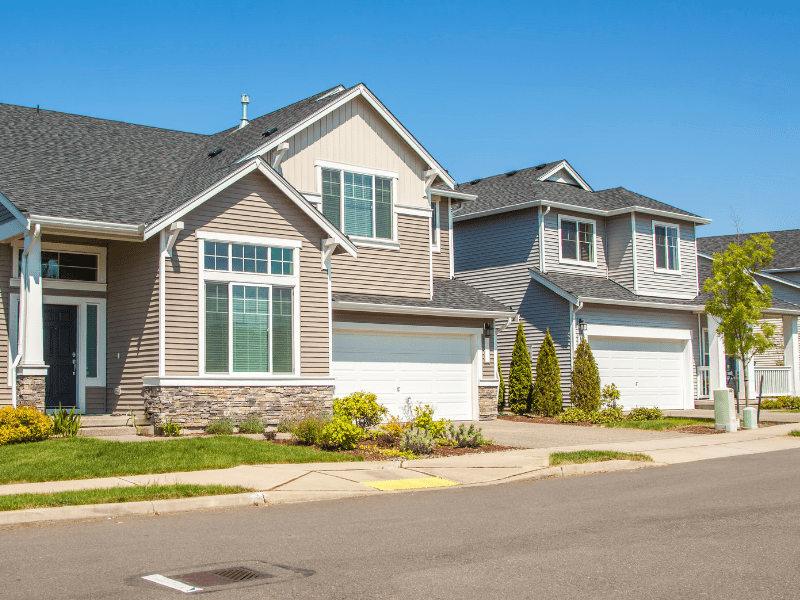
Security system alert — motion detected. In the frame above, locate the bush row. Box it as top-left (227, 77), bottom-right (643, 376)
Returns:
top-left (759, 396), bottom-right (800, 410)
top-left (559, 405), bottom-right (663, 425)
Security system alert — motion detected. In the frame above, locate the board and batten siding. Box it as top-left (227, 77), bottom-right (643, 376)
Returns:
top-left (431, 199), bottom-right (451, 279)
top-left (543, 209), bottom-right (608, 278)
top-left (605, 215), bottom-right (635, 291)
top-left (457, 263), bottom-right (572, 400)
top-left (276, 96), bottom-right (429, 209)
top-left (164, 172), bottom-right (330, 377)
top-left (453, 208), bottom-right (539, 273)
top-left (331, 213), bottom-right (430, 299)
top-left (0, 244), bottom-right (12, 405)
top-left (106, 238), bottom-right (160, 413)
top-left (634, 215), bottom-right (698, 298)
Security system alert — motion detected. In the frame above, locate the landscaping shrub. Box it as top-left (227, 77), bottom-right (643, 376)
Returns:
top-left (400, 427), bottom-right (436, 454)
top-left (445, 423), bottom-right (488, 448)
top-left (590, 407), bottom-right (625, 424)
top-left (601, 384), bottom-right (621, 409)
top-left (238, 414), bottom-right (265, 434)
top-left (497, 355), bottom-right (505, 411)
top-left (508, 323), bottom-right (532, 414)
top-left (559, 407), bottom-right (588, 423)
top-left (531, 329), bottom-right (562, 416)
top-left (333, 391), bottom-right (388, 430)
top-left (205, 418), bottom-right (234, 436)
top-left (321, 417), bottom-right (363, 450)
top-left (0, 406), bottom-right (53, 446)
top-left (52, 405), bottom-right (82, 437)
top-left (161, 419), bottom-right (181, 437)
top-left (627, 407), bottom-right (664, 421)
top-left (571, 338), bottom-right (601, 412)
top-left (760, 396), bottom-right (800, 410)
top-left (410, 404), bottom-right (449, 439)
top-left (379, 415), bottom-right (405, 438)
top-left (287, 415), bottom-right (330, 445)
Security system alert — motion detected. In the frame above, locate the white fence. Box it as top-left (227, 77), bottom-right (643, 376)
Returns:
top-left (754, 367), bottom-right (792, 396)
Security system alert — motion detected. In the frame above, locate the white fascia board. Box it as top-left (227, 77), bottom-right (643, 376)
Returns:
top-left (395, 204), bottom-right (432, 217)
top-left (332, 300), bottom-right (516, 319)
top-left (605, 205), bottom-right (712, 225)
top-left (528, 269), bottom-right (580, 305)
top-left (430, 189), bottom-right (478, 202)
top-left (754, 270), bottom-right (800, 291)
top-left (536, 160), bottom-right (594, 192)
top-left (0, 191), bottom-right (31, 226)
top-left (578, 296), bottom-right (704, 312)
top-left (764, 306), bottom-right (800, 315)
top-left (237, 84), bottom-right (456, 189)
top-left (29, 215), bottom-right (142, 236)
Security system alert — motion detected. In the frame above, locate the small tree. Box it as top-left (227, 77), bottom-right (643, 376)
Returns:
top-left (508, 323), bottom-right (532, 414)
top-left (532, 330), bottom-right (562, 416)
top-left (571, 338), bottom-right (601, 412)
top-left (704, 233), bottom-right (775, 409)
top-left (497, 355), bottom-right (505, 412)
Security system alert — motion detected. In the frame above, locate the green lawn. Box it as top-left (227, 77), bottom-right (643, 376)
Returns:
top-left (603, 417), bottom-right (714, 431)
top-left (0, 436), bottom-right (361, 484)
top-left (550, 450), bottom-right (653, 466)
top-left (0, 483), bottom-right (251, 511)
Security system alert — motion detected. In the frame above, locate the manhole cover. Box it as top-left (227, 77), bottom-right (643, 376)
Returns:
top-left (174, 567), bottom-right (271, 587)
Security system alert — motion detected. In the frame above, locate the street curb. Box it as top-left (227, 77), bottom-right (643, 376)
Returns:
top-left (492, 459), bottom-right (663, 486)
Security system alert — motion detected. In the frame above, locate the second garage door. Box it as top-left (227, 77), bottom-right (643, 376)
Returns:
top-left (590, 336), bottom-right (687, 410)
top-left (331, 328), bottom-right (475, 421)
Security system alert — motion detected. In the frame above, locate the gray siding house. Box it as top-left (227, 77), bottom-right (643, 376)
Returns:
top-left (452, 161), bottom-right (800, 409)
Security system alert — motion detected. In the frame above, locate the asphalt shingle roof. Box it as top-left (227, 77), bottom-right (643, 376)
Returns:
top-left (698, 229), bottom-right (800, 272)
top-left (332, 277), bottom-right (514, 314)
top-left (453, 163), bottom-right (703, 221)
top-left (0, 85), bottom-right (352, 226)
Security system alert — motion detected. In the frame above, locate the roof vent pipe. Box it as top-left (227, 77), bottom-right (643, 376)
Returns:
top-left (239, 94), bottom-right (250, 129)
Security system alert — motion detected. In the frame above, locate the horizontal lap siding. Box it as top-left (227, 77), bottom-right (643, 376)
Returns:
top-left (544, 209), bottom-right (608, 278)
top-left (756, 276), bottom-right (800, 307)
top-left (454, 209), bottom-right (538, 272)
top-left (432, 200), bottom-right (451, 279)
top-left (457, 263), bottom-right (572, 400)
top-left (85, 386), bottom-right (106, 413)
top-left (331, 214), bottom-right (430, 298)
top-left (0, 245), bottom-right (11, 405)
top-left (753, 317), bottom-right (784, 366)
top-left (279, 96), bottom-right (428, 208)
top-left (166, 172), bottom-right (329, 377)
top-left (106, 238), bottom-right (159, 413)
top-left (635, 215), bottom-right (698, 298)
top-left (606, 215), bottom-right (635, 291)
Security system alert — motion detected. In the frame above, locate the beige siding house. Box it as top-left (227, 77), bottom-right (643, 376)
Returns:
top-left (0, 84), bottom-right (514, 427)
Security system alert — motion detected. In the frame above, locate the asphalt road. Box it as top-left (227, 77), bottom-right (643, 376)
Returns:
top-left (3, 450), bottom-right (800, 599)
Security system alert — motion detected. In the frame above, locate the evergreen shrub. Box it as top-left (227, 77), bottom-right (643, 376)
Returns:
top-left (508, 323), bottom-right (532, 414)
top-left (532, 330), bottom-right (562, 416)
top-left (571, 338), bottom-right (601, 412)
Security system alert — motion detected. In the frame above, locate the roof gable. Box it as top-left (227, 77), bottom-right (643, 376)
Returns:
top-left (698, 229), bottom-right (800, 271)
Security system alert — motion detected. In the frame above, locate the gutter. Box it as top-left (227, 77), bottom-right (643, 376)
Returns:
top-left (27, 215), bottom-right (143, 236)
top-left (331, 300), bottom-right (516, 320)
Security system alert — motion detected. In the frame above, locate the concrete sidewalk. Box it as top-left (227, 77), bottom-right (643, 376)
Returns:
top-left (2, 422), bottom-right (800, 526)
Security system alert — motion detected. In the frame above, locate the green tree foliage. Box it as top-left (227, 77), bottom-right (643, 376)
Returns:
top-left (508, 323), bottom-right (532, 414)
top-left (497, 355), bottom-right (505, 411)
top-left (703, 233), bottom-right (775, 403)
top-left (571, 338), bottom-right (601, 412)
top-left (532, 330), bottom-right (562, 416)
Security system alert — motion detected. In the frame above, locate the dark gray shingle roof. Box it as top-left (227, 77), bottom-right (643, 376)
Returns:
top-left (698, 229), bottom-right (800, 272)
top-left (332, 277), bottom-right (514, 314)
top-left (454, 163), bottom-right (703, 221)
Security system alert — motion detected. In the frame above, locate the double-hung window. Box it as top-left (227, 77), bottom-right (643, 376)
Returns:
top-left (201, 238), bottom-right (296, 374)
top-left (430, 199), bottom-right (440, 249)
top-left (321, 167), bottom-right (393, 239)
top-left (653, 222), bottom-right (679, 271)
top-left (559, 216), bottom-right (595, 264)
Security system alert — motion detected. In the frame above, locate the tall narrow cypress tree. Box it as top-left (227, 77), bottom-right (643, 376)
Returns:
top-left (497, 355), bottom-right (505, 412)
top-left (571, 338), bottom-right (601, 411)
top-left (532, 329), bottom-right (562, 416)
top-left (508, 323), bottom-right (532, 414)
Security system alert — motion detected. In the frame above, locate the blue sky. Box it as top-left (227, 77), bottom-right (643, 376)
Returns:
top-left (1, 0), bottom-right (797, 236)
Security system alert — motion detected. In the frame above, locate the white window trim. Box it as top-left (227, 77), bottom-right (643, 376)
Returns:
top-left (315, 161), bottom-right (399, 246)
top-left (557, 214), bottom-right (597, 267)
top-left (430, 199), bottom-right (441, 252)
top-left (197, 236), bottom-right (301, 377)
top-left (9, 294), bottom-right (107, 413)
top-left (11, 241), bottom-right (107, 284)
top-left (196, 230), bottom-right (304, 248)
top-left (652, 220), bottom-right (682, 274)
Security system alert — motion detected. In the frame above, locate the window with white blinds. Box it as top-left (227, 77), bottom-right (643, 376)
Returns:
top-left (321, 167), bottom-right (393, 239)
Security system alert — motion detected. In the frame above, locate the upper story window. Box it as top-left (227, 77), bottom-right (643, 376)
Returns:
top-left (204, 242), bottom-right (293, 276)
top-left (430, 199), bottom-right (440, 249)
top-left (558, 215), bottom-right (595, 265)
top-left (18, 249), bottom-right (98, 282)
top-left (653, 222), bottom-right (679, 272)
top-left (321, 167), bottom-right (393, 240)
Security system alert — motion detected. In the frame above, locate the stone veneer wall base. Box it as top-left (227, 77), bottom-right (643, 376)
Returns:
top-left (478, 386), bottom-right (498, 421)
top-left (17, 376), bottom-right (45, 412)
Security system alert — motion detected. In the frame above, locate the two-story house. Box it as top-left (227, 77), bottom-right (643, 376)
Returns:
top-left (452, 162), bottom-right (800, 409)
top-left (0, 83), bottom-right (514, 427)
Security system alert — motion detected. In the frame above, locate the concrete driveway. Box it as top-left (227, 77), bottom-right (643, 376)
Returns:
top-left (463, 418), bottom-right (684, 448)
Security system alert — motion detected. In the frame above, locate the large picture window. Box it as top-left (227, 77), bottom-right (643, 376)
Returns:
top-left (559, 216), bottom-right (595, 264)
top-left (204, 242), bottom-right (292, 276)
top-left (18, 250), bottom-right (98, 282)
top-left (321, 167), bottom-right (393, 239)
top-left (654, 223), bottom-right (679, 271)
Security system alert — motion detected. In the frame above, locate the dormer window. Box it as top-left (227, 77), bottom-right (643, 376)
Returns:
top-left (558, 215), bottom-right (595, 265)
top-left (321, 167), bottom-right (393, 240)
top-left (653, 222), bottom-right (680, 272)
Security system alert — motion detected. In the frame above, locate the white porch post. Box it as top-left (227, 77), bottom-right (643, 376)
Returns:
top-left (18, 231), bottom-right (48, 375)
top-left (745, 358), bottom-right (756, 402)
top-left (784, 316), bottom-right (800, 395)
top-left (707, 315), bottom-right (726, 393)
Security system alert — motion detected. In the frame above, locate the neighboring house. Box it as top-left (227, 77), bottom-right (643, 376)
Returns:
top-left (0, 84), bottom-right (514, 425)
top-left (698, 230), bottom-right (800, 398)
top-left (451, 161), bottom-right (800, 409)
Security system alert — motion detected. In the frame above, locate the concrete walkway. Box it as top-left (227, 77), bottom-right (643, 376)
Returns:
top-left (2, 420), bottom-right (800, 527)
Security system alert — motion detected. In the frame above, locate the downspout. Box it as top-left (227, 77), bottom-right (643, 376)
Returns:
top-left (539, 206), bottom-right (550, 273)
top-left (12, 222), bottom-right (41, 407)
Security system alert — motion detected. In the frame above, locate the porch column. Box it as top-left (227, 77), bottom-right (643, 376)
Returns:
top-left (784, 316), bottom-right (800, 395)
top-left (17, 230), bottom-right (48, 410)
top-left (745, 358), bottom-right (756, 402)
top-left (708, 315), bottom-right (726, 393)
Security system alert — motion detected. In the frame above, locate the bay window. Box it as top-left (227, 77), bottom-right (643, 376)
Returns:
top-left (653, 222), bottom-right (679, 271)
top-left (321, 167), bottom-right (393, 239)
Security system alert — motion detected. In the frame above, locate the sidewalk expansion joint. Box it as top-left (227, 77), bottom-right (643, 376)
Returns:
top-left (267, 471), bottom-right (312, 491)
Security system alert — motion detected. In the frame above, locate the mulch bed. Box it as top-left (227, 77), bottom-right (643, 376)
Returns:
top-left (498, 414), bottom-right (594, 427)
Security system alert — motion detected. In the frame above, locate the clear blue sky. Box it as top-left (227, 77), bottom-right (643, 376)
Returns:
top-left (2, 0), bottom-right (797, 236)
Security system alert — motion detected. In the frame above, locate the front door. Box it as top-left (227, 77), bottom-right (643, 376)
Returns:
top-left (44, 304), bottom-right (77, 410)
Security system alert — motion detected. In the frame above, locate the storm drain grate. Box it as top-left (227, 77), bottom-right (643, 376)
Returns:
top-left (174, 567), bottom-right (271, 587)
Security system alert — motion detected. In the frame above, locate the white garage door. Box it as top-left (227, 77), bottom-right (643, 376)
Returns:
top-left (332, 329), bottom-right (475, 421)
top-left (590, 337), bottom-right (686, 409)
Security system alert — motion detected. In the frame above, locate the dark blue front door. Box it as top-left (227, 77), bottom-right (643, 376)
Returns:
top-left (44, 305), bottom-right (77, 410)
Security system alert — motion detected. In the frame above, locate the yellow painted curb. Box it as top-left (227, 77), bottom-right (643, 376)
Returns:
top-left (363, 477), bottom-right (459, 491)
